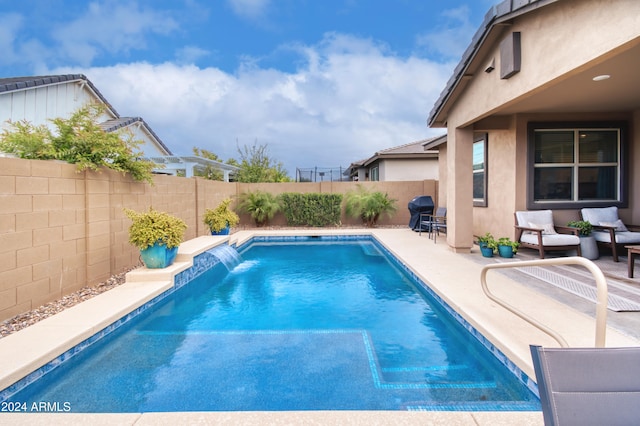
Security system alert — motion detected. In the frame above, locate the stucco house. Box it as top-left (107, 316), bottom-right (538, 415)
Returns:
top-left (347, 135), bottom-right (443, 181)
top-left (428, 0), bottom-right (640, 253)
top-left (0, 74), bottom-right (239, 181)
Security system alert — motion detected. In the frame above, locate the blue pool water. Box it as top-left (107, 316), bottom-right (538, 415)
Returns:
top-left (4, 237), bottom-right (539, 412)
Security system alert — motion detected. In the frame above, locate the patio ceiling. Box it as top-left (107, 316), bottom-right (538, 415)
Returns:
top-left (489, 40), bottom-right (640, 116)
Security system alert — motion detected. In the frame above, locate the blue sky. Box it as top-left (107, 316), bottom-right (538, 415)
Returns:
top-left (1, 0), bottom-right (495, 176)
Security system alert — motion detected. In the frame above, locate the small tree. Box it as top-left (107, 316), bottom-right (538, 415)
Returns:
top-left (236, 141), bottom-right (291, 183)
top-left (0, 104), bottom-right (155, 183)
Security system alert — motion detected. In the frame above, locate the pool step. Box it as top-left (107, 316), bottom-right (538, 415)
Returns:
top-left (379, 364), bottom-right (497, 389)
top-left (360, 243), bottom-right (383, 257)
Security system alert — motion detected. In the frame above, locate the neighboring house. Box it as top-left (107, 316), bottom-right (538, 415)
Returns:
top-left (347, 136), bottom-right (442, 181)
top-left (0, 74), bottom-right (172, 157)
top-left (0, 74), bottom-right (239, 181)
top-left (427, 0), bottom-right (640, 252)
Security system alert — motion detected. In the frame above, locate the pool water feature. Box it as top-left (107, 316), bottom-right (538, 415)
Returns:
top-left (3, 237), bottom-right (540, 412)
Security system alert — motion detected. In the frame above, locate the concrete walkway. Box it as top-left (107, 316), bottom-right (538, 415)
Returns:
top-left (1, 228), bottom-right (639, 425)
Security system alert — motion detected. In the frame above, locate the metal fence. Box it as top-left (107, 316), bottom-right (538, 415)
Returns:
top-left (295, 167), bottom-right (349, 182)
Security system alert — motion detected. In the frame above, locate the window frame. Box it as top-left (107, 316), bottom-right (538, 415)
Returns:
top-left (369, 165), bottom-right (379, 181)
top-left (473, 133), bottom-right (488, 207)
top-left (526, 121), bottom-right (628, 210)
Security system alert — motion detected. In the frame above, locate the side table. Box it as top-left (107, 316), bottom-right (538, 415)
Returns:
top-left (625, 245), bottom-right (640, 278)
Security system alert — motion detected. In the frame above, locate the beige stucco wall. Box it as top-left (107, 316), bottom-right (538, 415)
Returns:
top-left (0, 157), bottom-right (437, 322)
top-left (438, 0), bottom-right (640, 249)
top-left (379, 158), bottom-right (439, 181)
top-left (451, 0), bottom-right (640, 128)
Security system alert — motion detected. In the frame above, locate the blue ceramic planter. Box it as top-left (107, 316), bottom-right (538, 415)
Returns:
top-left (480, 245), bottom-right (494, 258)
top-left (498, 245), bottom-right (514, 258)
top-left (140, 242), bottom-right (178, 269)
top-left (211, 225), bottom-right (230, 235)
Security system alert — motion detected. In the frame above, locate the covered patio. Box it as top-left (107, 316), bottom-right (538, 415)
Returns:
top-left (426, 0), bottom-right (640, 253)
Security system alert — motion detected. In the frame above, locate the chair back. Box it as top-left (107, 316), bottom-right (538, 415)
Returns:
top-left (530, 345), bottom-right (640, 426)
top-left (515, 210), bottom-right (553, 227)
top-left (434, 207), bottom-right (446, 217)
top-left (581, 206), bottom-right (619, 225)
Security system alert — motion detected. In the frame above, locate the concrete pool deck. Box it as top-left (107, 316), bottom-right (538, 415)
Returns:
top-left (1, 228), bottom-right (639, 425)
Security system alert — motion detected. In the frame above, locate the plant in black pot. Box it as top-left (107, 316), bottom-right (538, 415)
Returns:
top-left (477, 233), bottom-right (497, 257)
top-left (124, 208), bottom-right (187, 269)
top-left (204, 198), bottom-right (240, 235)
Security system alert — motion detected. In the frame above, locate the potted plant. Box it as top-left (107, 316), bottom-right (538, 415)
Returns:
top-left (204, 198), bottom-right (240, 235)
top-left (237, 190), bottom-right (281, 227)
top-left (568, 220), bottom-right (598, 260)
top-left (497, 237), bottom-right (519, 258)
top-left (344, 186), bottom-right (397, 227)
top-left (124, 208), bottom-right (187, 269)
top-left (477, 232), bottom-right (497, 257)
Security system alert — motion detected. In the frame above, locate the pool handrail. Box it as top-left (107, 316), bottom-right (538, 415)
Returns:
top-left (480, 256), bottom-right (608, 348)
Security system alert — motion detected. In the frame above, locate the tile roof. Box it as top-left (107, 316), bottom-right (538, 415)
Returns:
top-left (428, 0), bottom-right (551, 126)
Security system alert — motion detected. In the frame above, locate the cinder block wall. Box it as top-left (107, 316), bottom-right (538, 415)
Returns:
top-left (0, 157), bottom-right (437, 322)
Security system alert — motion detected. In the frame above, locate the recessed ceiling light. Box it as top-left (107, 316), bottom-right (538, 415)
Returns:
top-left (592, 74), bottom-right (611, 81)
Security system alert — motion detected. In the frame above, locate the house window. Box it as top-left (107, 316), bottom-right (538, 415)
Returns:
top-left (369, 166), bottom-right (379, 181)
top-left (528, 122), bottom-right (627, 209)
top-left (473, 133), bottom-right (488, 207)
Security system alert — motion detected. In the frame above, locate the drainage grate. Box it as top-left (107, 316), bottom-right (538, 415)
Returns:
top-left (516, 265), bottom-right (640, 312)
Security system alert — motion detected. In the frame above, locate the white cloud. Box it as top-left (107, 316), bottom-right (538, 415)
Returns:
top-left (0, 13), bottom-right (22, 66)
top-left (51, 1), bottom-right (179, 66)
top-left (54, 33), bottom-right (450, 175)
top-left (175, 46), bottom-right (211, 65)
top-left (415, 5), bottom-right (476, 60)
top-left (226, 0), bottom-right (270, 21)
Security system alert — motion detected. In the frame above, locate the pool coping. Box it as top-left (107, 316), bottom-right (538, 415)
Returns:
top-left (1, 228), bottom-right (639, 424)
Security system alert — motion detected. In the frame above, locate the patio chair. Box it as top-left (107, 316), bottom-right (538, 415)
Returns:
top-left (419, 207), bottom-right (446, 242)
top-left (581, 206), bottom-right (640, 262)
top-left (530, 345), bottom-right (640, 426)
top-left (514, 210), bottom-right (581, 258)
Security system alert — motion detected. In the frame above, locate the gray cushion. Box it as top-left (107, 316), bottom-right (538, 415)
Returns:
top-left (520, 233), bottom-right (579, 246)
top-left (592, 230), bottom-right (640, 244)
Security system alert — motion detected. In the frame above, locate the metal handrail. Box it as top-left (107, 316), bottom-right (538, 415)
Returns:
top-left (480, 256), bottom-right (608, 348)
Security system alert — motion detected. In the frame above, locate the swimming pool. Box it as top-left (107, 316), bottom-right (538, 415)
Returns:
top-left (2, 236), bottom-right (539, 412)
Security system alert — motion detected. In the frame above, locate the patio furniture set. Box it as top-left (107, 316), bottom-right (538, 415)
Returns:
top-left (514, 206), bottom-right (640, 277)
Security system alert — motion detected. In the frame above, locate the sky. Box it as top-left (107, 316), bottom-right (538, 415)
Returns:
top-left (0, 0), bottom-right (496, 177)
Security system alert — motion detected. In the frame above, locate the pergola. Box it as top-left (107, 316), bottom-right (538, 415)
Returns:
top-left (144, 156), bottom-right (240, 182)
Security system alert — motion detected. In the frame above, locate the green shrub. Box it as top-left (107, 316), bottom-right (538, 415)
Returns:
top-left (124, 208), bottom-right (187, 250)
top-left (280, 193), bottom-right (342, 227)
top-left (0, 105), bottom-right (155, 183)
top-left (203, 198), bottom-right (240, 232)
top-left (344, 185), bottom-right (397, 227)
top-left (237, 190), bottom-right (281, 226)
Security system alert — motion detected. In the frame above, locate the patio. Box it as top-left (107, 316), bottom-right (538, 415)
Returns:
top-left (1, 228), bottom-right (639, 425)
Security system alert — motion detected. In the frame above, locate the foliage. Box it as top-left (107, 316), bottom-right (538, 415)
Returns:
top-left (124, 208), bottom-right (187, 250)
top-left (0, 105), bottom-right (156, 183)
top-left (237, 190), bottom-right (281, 226)
top-left (280, 193), bottom-right (343, 227)
top-left (203, 198), bottom-right (240, 232)
top-left (235, 141), bottom-right (291, 183)
top-left (344, 185), bottom-right (397, 227)
top-left (477, 232), bottom-right (498, 250)
top-left (568, 220), bottom-right (593, 236)
top-left (497, 237), bottom-right (519, 252)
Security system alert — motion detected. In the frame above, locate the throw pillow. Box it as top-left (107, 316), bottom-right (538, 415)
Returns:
top-left (529, 222), bottom-right (557, 235)
top-left (599, 220), bottom-right (628, 232)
